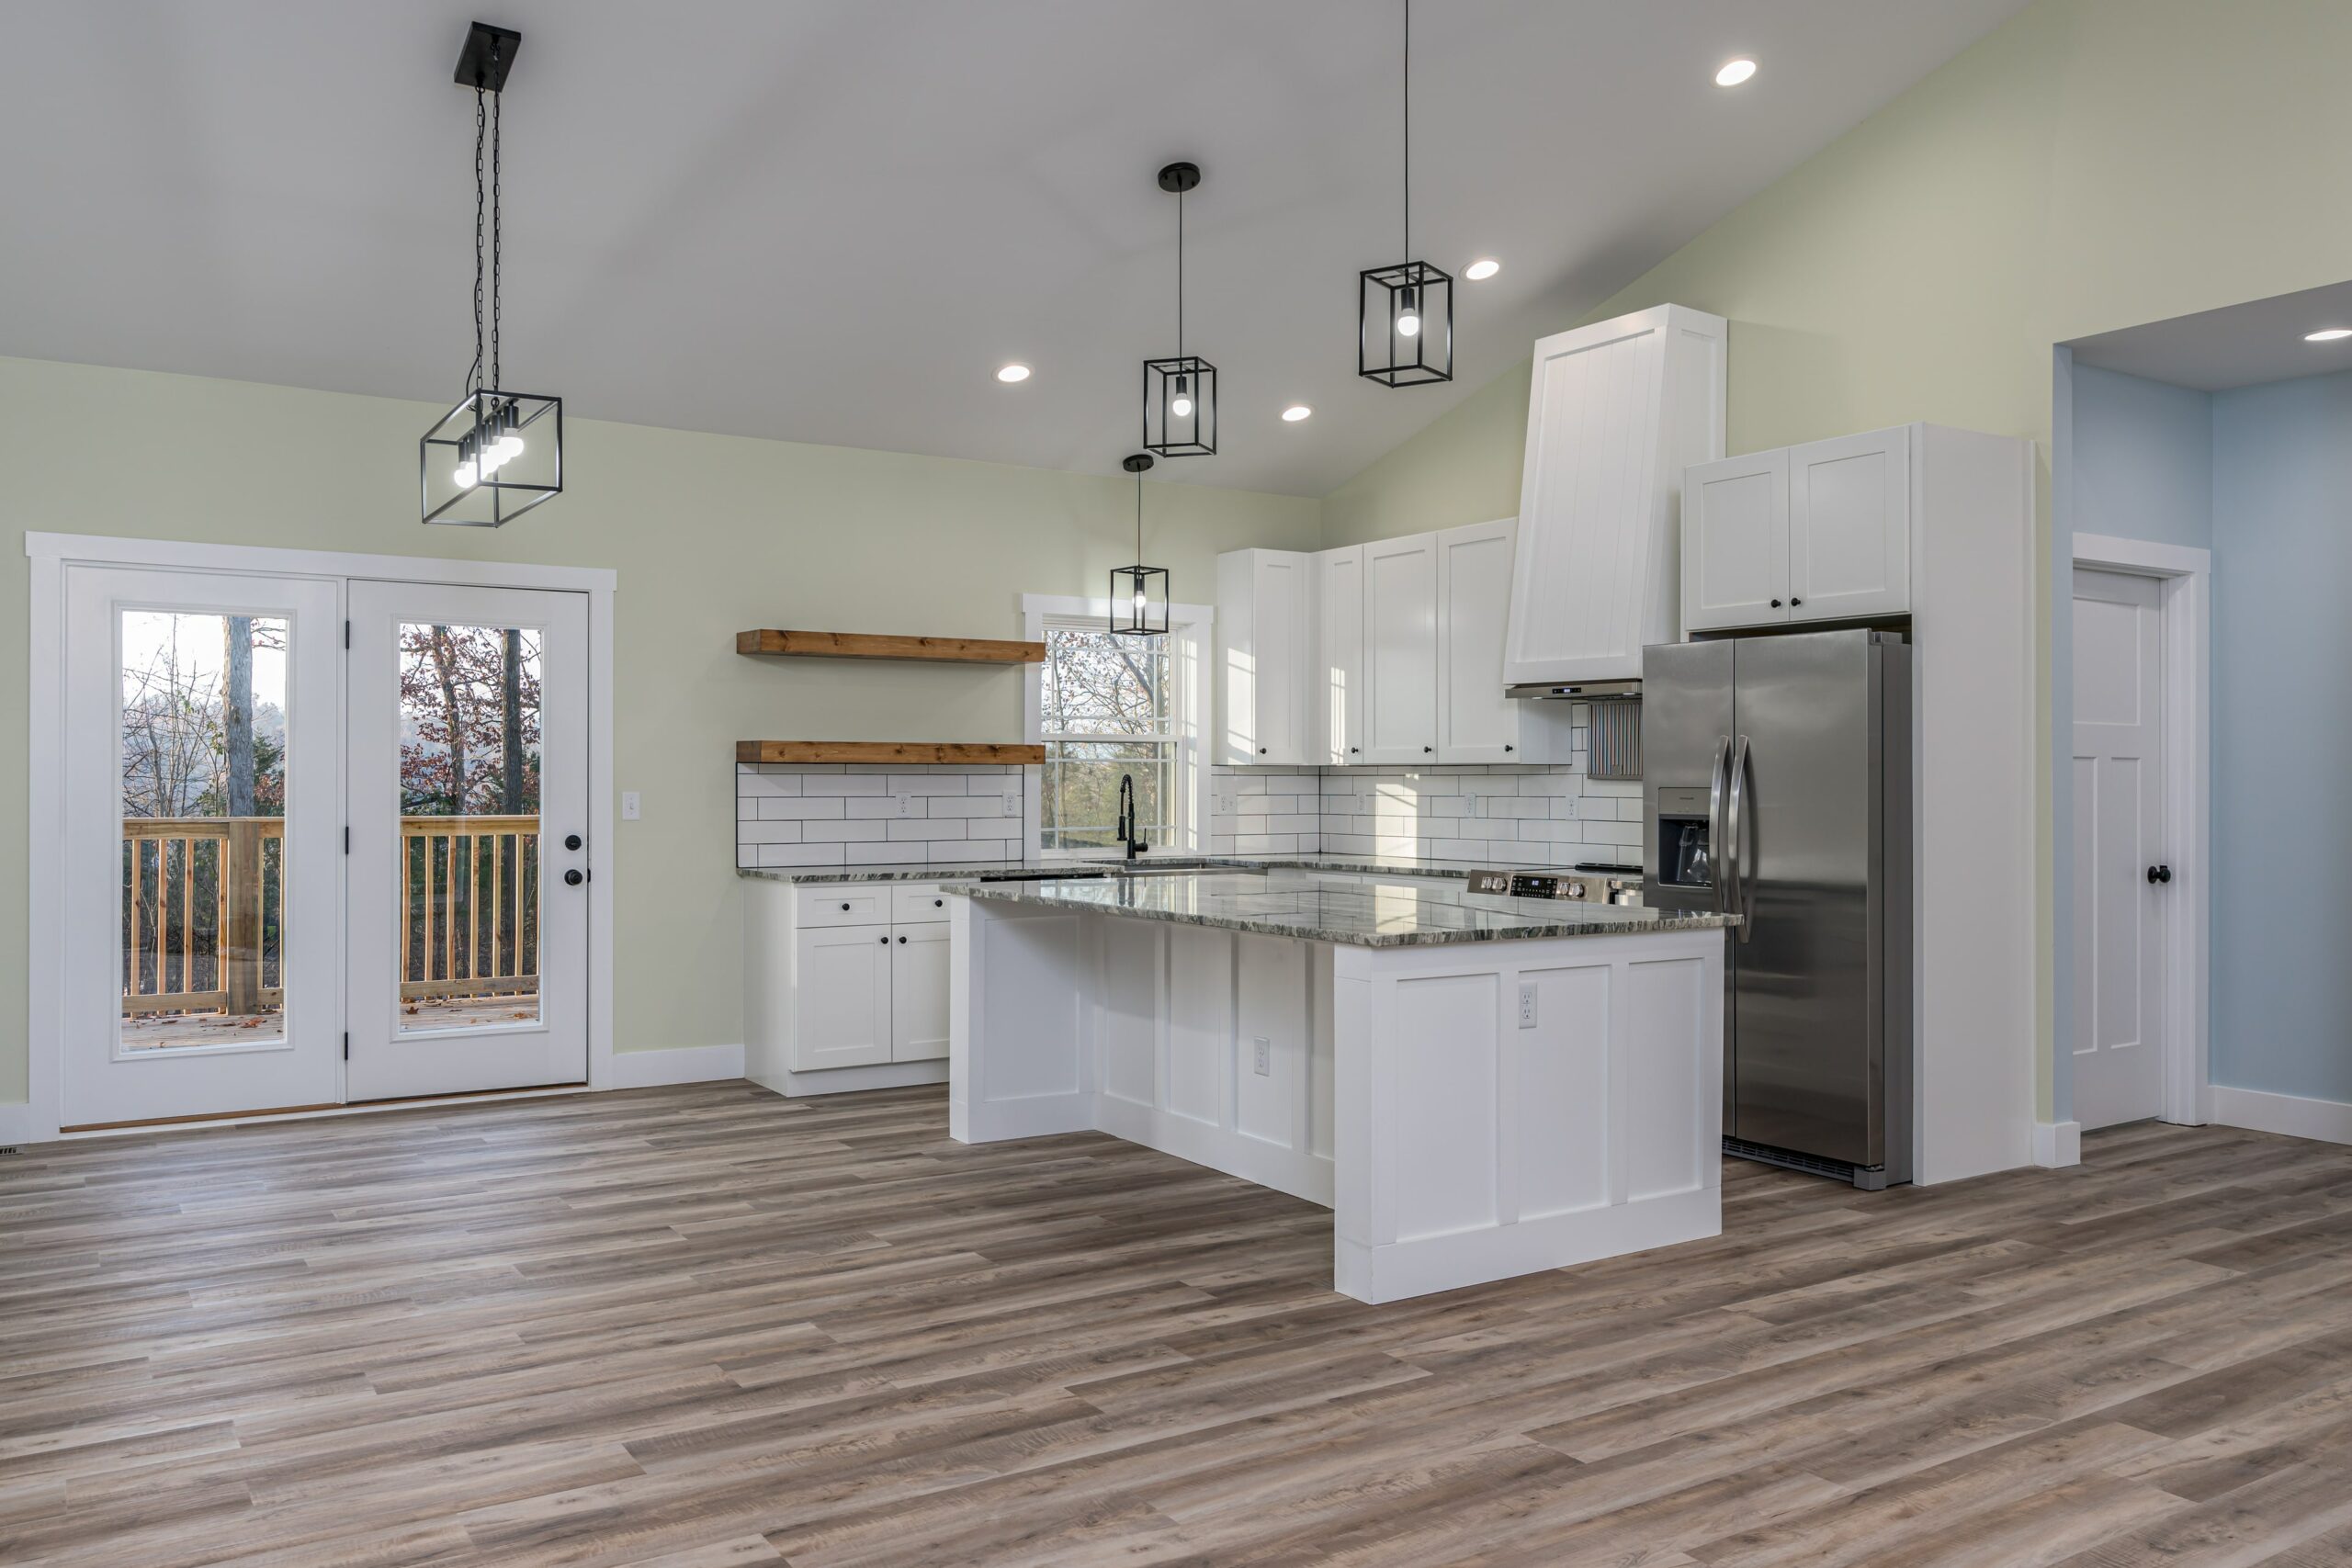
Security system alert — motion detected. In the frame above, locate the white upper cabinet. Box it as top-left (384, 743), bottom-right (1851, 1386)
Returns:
top-left (1681, 425), bottom-right (1915, 633)
top-left (1436, 520), bottom-right (1527, 763)
top-left (1789, 427), bottom-right (1910, 623)
top-left (1505, 303), bottom-right (1726, 686)
top-left (1216, 548), bottom-right (1311, 766)
top-left (1360, 532), bottom-right (1439, 763)
top-left (1316, 545), bottom-right (1365, 765)
top-left (1683, 449), bottom-right (1791, 632)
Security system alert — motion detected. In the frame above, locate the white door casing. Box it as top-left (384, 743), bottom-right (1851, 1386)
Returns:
top-left (345, 581), bottom-right (591, 1100)
top-left (62, 567), bottom-right (345, 1128)
top-left (2071, 566), bottom-right (2165, 1130)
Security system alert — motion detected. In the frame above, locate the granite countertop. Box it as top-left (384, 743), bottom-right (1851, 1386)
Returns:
top-left (943, 866), bottom-right (1736, 948)
top-left (737, 853), bottom-right (1646, 887)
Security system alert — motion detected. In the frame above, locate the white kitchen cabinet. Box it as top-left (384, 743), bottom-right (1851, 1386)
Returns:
top-left (1316, 545), bottom-right (1365, 765)
top-left (1789, 427), bottom-right (1910, 623)
top-left (1683, 450), bottom-right (1790, 631)
top-left (1436, 520), bottom-right (1532, 762)
top-left (1504, 303), bottom-right (1726, 686)
top-left (1681, 425), bottom-right (1914, 633)
top-left (889, 922), bottom-right (951, 1062)
top-left (745, 878), bottom-right (957, 1090)
top-left (1360, 532), bottom-right (1438, 763)
top-left (1216, 548), bottom-right (1312, 766)
top-left (792, 923), bottom-right (895, 1071)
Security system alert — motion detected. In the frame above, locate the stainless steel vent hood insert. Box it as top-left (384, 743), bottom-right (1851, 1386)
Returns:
top-left (1505, 679), bottom-right (1642, 703)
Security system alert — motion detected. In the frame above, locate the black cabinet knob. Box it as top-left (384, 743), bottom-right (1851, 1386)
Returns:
top-left (1422, 746), bottom-right (1433, 754)
top-left (1349, 746), bottom-right (1361, 754)
top-left (897, 934), bottom-right (908, 944)
top-left (1504, 744), bottom-right (1515, 753)
top-left (841, 902), bottom-right (851, 911)
top-left (2147, 864), bottom-right (2173, 885)
top-left (562, 868), bottom-right (583, 886)
top-left (1791, 596), bottom-right (1804, 607)
top-left (933, 898), bottom-right (944, 908)
top-left (1258, 747), bottom-right (1268, 755)
top-left (564, 833), bottom-right (582, 852)
top-left (1770, 598), bottom-right (1782, 608)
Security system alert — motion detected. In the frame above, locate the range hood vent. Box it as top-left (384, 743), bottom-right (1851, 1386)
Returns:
top-left (1505, 679), bottom-right (1642, 703)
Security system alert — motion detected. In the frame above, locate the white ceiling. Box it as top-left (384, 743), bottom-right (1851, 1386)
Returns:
top-left (0, 1), bottom-right (2030, 496)
top-left (2066, 279), bottom-right (2352, 392)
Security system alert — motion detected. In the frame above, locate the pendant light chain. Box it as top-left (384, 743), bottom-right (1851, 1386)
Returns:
top-left (1176, 188), bottom-right (1185, 359)
top-left (1136, 464), bottom-right (1146, 563)
top-left (469, 74), bottom-right (485, 399)
top-left (1401, 0), bottom-right (1410, 263)
top-left (491, 39), bottom-right (503, 394)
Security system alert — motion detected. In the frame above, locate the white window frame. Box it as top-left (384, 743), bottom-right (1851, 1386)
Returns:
top-left (1019, 595), bottom-right (1212, 861)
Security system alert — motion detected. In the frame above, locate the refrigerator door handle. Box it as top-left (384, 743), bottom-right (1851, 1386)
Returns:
top-left (1727, 734), bottom-right (1755, 942)
top-left (1707, 736), bottom-right (1732, 915)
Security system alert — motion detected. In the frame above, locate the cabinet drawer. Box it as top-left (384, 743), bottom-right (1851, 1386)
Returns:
top-left (892, 884), bottom-right (953, 923)
top-left (796, 885), bottom-right (889, 928)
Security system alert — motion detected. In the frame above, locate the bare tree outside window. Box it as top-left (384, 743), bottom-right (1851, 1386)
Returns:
top-left (1039, 624), bottom-right (1175, 852)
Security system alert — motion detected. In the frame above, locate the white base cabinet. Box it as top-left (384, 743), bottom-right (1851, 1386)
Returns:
top-left (1684, 424), bottom-right (1914, 632)
top-left (746, 879), bottom-right (954, 1095)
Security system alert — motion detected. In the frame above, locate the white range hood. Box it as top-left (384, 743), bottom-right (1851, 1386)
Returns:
top-left (1501, 303), bottom-right (1726, 693)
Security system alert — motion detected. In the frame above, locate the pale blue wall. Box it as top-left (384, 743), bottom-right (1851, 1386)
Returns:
top-left (2210, 370), bottom-right (2352, 1104)
top-left (2050, 355), bottom-right (2213, 1124)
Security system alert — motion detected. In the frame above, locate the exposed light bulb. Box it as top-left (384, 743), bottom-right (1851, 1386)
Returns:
top-left (1396, 287), bottom-right (1421, 338)
top-left (494, 433), bottom-right (525, 464)
top-left (454, 460), bottom-right (478, 489)
top-left (1133, 586), bottom-right (1148, 615)
top-left (1170, 374), bottom-right (1193, 420)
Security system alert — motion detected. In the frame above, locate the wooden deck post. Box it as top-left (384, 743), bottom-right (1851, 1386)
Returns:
top-left (224, 818), bottom-right (265, 1017)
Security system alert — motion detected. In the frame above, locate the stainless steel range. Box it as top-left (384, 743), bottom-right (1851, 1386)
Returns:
top-left (1466, 863), bottom-right (1644, 906)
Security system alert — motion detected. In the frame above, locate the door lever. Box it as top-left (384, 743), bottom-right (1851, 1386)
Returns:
top-left (2146, 864), bottom-right (2172, 885)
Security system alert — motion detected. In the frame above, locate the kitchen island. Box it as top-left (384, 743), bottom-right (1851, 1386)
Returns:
top-left (946, 866), bottom-right (1737, 1303)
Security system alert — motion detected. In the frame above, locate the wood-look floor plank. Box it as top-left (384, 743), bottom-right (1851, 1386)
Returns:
top-left (5, 1084), bottom-right (2352, 1565)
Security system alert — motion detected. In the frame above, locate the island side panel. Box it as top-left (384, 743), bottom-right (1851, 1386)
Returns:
top-left (1331, 929), bottom-right (1725, 1304)
top-left (950, 895), bottom-right (1096, 1143)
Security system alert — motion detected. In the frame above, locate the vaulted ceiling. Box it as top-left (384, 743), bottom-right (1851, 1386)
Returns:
top-left (0, 0), bottom-right (2030, 495)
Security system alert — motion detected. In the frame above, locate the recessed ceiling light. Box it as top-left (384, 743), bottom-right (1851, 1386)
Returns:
top-left (1714, 58), bottom-right (1757, 87)
top-left (2306, 329), bottom-right (2352, 343)
top-left (1464, 257), bottom-right (1501, 281)
top-left (996, 363), bottom-right (1032, 382)
top-left (1282, 404), bottom-right (1313, 423)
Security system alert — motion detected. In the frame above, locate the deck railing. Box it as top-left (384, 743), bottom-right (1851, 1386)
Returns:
top-left (120, 814), bottom-right (541, 1016)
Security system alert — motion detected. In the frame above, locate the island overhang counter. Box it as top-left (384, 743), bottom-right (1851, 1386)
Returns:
top-left (944, 868), bottom-right (1738, 1303)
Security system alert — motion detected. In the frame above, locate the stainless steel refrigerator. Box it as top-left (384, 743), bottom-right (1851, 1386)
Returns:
top-left (1642, 628), bottom-right (1914, 1189)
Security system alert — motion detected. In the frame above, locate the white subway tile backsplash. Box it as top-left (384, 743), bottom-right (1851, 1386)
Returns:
top-left (737, 762), bottom-right (1029, 870)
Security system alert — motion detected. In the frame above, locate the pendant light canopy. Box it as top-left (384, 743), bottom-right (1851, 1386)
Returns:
top-left (1143, 162), bottom-right (1216, 457)
top-left (1359, 0), bottom-right (1452, 387)
top-left (421, 20), bottom-right (562, 527)
top-left (1110, 453), bottom-right (1170, 637)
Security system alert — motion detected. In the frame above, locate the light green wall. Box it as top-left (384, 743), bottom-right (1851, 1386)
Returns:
top-left (0, 356), bottom-right (1319, 1105)
top-left (1319, 0), bottom-right (2352, 1122)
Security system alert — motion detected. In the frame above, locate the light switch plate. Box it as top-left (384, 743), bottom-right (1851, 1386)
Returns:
top-left (621, 791), bottom-right (641, 820)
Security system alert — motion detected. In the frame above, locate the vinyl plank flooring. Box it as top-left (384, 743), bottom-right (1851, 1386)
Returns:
top-left (4, 1085), bottom-right (2351, 1565)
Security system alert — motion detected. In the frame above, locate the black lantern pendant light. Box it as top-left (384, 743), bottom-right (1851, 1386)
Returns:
top-left (1110, 453), bottom-right (1170, 637)
top-left (1143, 163), bottom-right (1216, 457)
top-left (1360, 0), bottom-right (1452, 387)
top-left (420, 21), bottom-right (562, 527)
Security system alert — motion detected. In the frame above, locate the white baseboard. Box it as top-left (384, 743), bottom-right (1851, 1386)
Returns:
top-left (0, 1102), bottom-right (40, 1148)
top-left (604, 1043), bottom-right (746, 1090)
top-left (2032, 1120), bottom-right (2082, 1168)
top-left (2211, 1085), bottom-right (2352, 1146)
top-left (758, 1059), bottom-right (948, 1099)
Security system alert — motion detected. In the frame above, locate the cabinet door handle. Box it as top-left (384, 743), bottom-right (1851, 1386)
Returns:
top-left (1504, 744), bottom-right (1514, 753)
top-left (878, 934), bottom-right (889, 944)
top-left (1258, 747), bottom-right (1268, 755)
top-left (841, 902), bottom-right (851, 911)
top-left (933, 898), bottom-right (944, 908)
top-left (1791, 596), bottom-right (1803, 607)
top-left (2147, 864), bottom-right (2172, 885)
top-left (897, 934), bottom-right (908, 943)
top-left (1349, 746), bottom-right (1361, 754)
top-left (1422, 746), bottom-right (1433, 754)
top-left (1770, 598), bottom-right (1782, 608)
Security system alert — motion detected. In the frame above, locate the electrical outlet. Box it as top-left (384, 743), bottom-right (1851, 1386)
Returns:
top-left (1002, 787), bottom-right (1021, 817)
top-left (1464, 790), bottom-right (1480, 818)
top-left (1518, 982), bottom-right (1537, 1029)
top-left (895, 793), bottom-right (914, 818)
top-left (621, 790), bottom-right (640, 821)
top-left (1252, 1037), bottom-right (1271, 1077)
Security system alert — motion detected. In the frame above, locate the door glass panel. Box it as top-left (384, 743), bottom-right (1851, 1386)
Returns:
top-left (119, 610), bottom-right (290, 1050)
top-left (398, 623), bottom-right (541, 1034)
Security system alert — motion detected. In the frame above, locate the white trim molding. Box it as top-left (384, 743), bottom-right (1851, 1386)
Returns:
top-left (22, 532), bottom-right (620, 1144)
top-left (2032, 1121), bottom-right (2082, 1168)
top-left (2070, 532), bottom-right (2211, 1130)
top-left (604, 1043), bottom-right (748, 1090)
top-left (2211, 1086), bottom-right (2352, 1147)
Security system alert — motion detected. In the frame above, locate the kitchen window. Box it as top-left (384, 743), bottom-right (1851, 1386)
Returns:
top-left (1021, 596), bottom-right (1209, 858)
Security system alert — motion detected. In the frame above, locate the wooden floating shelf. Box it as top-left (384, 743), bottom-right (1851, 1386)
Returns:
top-left (736, 629), bottom-right (1045, 665)
top-left (736, 741), bottom-right (1046, 766)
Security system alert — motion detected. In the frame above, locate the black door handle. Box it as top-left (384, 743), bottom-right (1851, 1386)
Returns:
top-left (2147, 864), bottom-right (2172, 885)
top-left (564, 833), bottom-right (582, 852)
top-left (563, 868), bottom-right (584, 886)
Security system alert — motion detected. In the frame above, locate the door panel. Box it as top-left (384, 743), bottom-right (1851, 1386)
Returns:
top-left (1730, 632), bottom-right (1878, 1164)
top-left (1361, 533), bottom-right (1437, 763)
top-left (63, 568), bottom-right (344, 1127)
top-left (797, 925), bottom-right (893, 1069)
top-left (2071, 568), bottom-right (2165, 1129)
top-left (890, 923), bottom-right (951, 1062)
top-left (1789, 429), bottom-right (1909, 621)
top-left (1435, 521), bottom-right (1521, 762)
top-left (346, 581), bottom-right (589, 1100)
top-left (1683, 451), bottom-right (1789, 631)
top-left (1317, 547), bottom-right (1364, 764)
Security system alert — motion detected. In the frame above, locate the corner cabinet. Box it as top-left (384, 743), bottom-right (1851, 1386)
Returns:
top-left (745, 879), bottom-right (956, 1092)
top-left (1504, 303), bottom-right (1727, 686)
top-left (1683, 425), bottom-right (1913, 633)
top-left (1220, 521), bottom-right (1574, 770)
top-left (1216, 548), bottom-right (1313, 766)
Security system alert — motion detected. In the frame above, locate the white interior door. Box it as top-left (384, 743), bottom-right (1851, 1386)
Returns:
top-left (345, 581), bottom-right (589, 1100)
top-left (62, 567), bottom-right (344, 1128)
top-left (2072, 567), bottom-right (2165, 1130)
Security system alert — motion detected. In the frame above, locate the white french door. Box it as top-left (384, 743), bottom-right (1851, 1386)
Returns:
top-left (345, 581), bottom-right (590, 1100)
top-left (2071, 566), bottom-right (2165, 1130)
top-left (62, 567), bottom-right (345, 1128)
